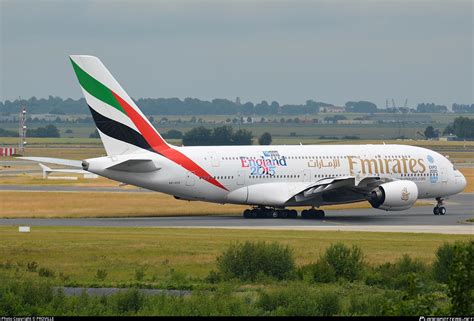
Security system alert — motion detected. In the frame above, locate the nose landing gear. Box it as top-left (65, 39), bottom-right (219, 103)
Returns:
top-left (433, 197), bottom-right (446, 215)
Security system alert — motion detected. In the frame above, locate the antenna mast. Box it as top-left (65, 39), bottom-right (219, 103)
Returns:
top-left (19, 97), bottom-right (27, 154)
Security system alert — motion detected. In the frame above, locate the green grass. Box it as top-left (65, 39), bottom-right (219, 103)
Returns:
top-left (0, 226), bottom-right (471, 288)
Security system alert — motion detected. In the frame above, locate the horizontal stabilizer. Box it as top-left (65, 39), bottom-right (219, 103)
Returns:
top-left (39, 163), bottom-right (88, 174)
top-left (106, 159), bottom-right (159, 172)
top-left (18, 157), bottom-right (83, 168)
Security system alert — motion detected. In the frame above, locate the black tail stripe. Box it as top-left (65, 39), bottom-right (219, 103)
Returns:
top-left (89, 106), bottom-right (153, 151)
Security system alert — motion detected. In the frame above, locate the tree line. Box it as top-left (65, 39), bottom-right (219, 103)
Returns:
top-left (2, 96), bottom-right (471, 116)
top-left (423, 117), bottom-right (474, 139)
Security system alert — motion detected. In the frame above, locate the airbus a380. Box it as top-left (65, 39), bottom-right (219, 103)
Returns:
top-left (23, 55), bottom-right (467, 219)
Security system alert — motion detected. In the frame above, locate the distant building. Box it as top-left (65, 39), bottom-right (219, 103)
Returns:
top-left (321, 106), bottom-right (345, 113)
top-left (437, 135), bottom-right (458, 142)
top-left (337, 120), bottom-right (375, 125)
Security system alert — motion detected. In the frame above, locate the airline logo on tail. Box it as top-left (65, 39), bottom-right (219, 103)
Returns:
top-left (70, 55), bottom-right (227, 191)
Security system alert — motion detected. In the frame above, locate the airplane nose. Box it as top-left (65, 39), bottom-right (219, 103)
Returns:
top-left (456, 171), bottom-right (467, 192)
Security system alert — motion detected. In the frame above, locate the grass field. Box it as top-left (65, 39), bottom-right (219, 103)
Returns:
top-left (1, 191), bottom-right (433, 218)
top-left (0, 226), bottom-right (471, 287)
top-left (460, 167), bottom-right (474, 193)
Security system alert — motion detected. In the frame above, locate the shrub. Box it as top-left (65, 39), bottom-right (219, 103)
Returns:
top-left (96, 269), bottom-right (107, 281)
top-left (256, 284), bottom-right (340, 316)
top-left (27, 261), bottom-right (39, 272)
top-left (135, 267), bottom-right (146, 282)
top-left (205, 270), bottom-right (221, 284)
top-left (448, 240), bottom-right (473, 315)
top-left (38, 267), bottom-right (55, 278)
top-left (433, 242), bottom-right (455, 283)
top-left (114, 289), bottom-right (145, 314)
top-left (310, 261), bottom-right (336, 283)
top-left (216, 241), bottom-right (295, 282)
top-left (348, 291), bottom-right (387, 316)
top-left (319, 243), bottom-right (365, 281)
top-left (366, 254), bottom-right (428, 290)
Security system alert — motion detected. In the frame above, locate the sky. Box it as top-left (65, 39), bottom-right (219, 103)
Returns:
top-left (1, 0), bottom-right (472, 108)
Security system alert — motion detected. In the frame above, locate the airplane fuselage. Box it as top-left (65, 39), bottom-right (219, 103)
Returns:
top-left (85, 144), bottom-right (466, 208)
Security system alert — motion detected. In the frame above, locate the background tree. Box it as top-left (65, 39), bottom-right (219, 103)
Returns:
top-left (28, 124), bottom-right (60, 137)
top-left (232, 129), bottom-right (253, 145)
top-left (452, 117), bottom-right (474, 139)
top-left (89, 129), bottom-right (100, 138)
top-left (424, 126), bottom-right (438, 139)
top-left (258, 132), bottom-right (272, 145)
top-left (162, 129), bottom-right (183, 139)
top-left (182, 126), bottom-right (212, 146)
top-left (211, 126), bottom-right (234, 145)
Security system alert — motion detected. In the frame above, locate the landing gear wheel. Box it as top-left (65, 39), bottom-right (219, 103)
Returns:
top-left (290, 210), bottom-right (298, 218)
top-left (439, 207), bottom-right (446, 215)
top-left (315, 210), bottom-right (325, 219)
top-left (243, 209), bottom-right (251, 218)
top-left (251, 210), bottom-right (258, 218)
top-left (301, 210), bottom-right (308, 219)
top-left (433, 207), bottom-right (439, 215)
top-left (272, 210), bottom-right (279, 218)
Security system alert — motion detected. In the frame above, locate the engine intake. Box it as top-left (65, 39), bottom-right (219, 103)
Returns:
top-left (368, 180), bottom-right (418, 211)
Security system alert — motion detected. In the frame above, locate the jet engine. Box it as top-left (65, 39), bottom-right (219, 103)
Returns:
top-left (368, 180), bottom-right (418, 211)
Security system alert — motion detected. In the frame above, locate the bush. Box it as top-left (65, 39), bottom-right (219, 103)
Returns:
top-left (348, 291), bottom-right (387, 316)
top-left (135, 266), bottom-right (147, 282)
top-left (96, 269), bottom-right (107, 281)
top-left (256, 284), bottom-right (340, 316)
top-left (319, 243), bottom-right (365, 281)
top-left (433, 242), bottom-right (456, 283)
top-left (27, 261), bottom-right (39, 272)
top-left (216, 241), bottom-right (295, 282)
top-left (310, 261), bottom-right (336, 283)
top-left (366, 254), bottom-right (428, 290)
top-left (114, 289), bottom-right (145, 314)
top-left (447, 240), bottom-right (473, 315)
top-left (38, 267), bottom-right (55, 278)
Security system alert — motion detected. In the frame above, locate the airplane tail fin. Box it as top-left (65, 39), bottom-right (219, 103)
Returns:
top-left (69, 55), bottom-right (169, 156)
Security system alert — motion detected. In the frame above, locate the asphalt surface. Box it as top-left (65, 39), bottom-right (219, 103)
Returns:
top-left (1, 193), bottom-right (472, 234)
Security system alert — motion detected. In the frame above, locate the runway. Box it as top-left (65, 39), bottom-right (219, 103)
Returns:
top-left (1, 193), bottom-right (472, 234)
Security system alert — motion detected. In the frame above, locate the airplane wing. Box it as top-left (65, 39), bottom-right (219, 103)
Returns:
top-left (233, 175), bottom-right (388, 207)
top-left (18, 157), bottom-right (83, 168)
top-left (286, 175), bottom-right (389, 206)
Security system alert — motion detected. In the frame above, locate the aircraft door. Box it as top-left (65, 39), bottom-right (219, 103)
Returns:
top-left (440, 167), bottom-right (448, 183)
top-left (302, 169), bottom-right (311, 182)
top-left (208, 152), bottom-right (220, 167)
top-left (237, 170), bottom-right (246, 185)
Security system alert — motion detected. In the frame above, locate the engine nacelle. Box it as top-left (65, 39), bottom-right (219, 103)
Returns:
top-left (368, 180), bottom-right (418, 211)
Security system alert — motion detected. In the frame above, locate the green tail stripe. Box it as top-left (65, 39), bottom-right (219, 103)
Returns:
top-left (70, 58), bottom-right (125, 115)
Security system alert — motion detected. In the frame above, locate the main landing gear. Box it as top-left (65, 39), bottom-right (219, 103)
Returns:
top-left (242, 207), bottom-right (326, 219)
top-left (433, 197), bottom-right (447, 215)
top-left (301, 208), bottom-right (325, 219)
top-left (243, 207), bottom-right (297, 219)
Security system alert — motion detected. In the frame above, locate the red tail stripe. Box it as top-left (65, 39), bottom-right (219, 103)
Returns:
top-left (111, 92), bottom-right (228, 191)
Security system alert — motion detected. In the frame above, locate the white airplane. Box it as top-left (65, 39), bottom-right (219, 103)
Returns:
top-left (25, 55), bottom-right (467, 218)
